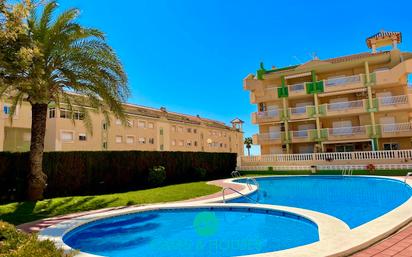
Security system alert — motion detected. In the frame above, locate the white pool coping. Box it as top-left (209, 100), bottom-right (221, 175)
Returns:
top-left (39, 175), bottom-right (412, 257)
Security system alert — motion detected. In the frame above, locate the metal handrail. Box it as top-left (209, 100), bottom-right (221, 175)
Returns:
top-left (222, 187), bottom-right (258, 203)
top-left (342, 168), bottom-right (353, 176)
top-left (246, 177), bottom-right (259, 191)
top-left (231, 170), bottom-right (242, 178)
top-left (405, 172), bottom-right (412, 183)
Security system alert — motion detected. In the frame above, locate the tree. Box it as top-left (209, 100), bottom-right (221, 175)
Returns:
top-left (244, 137), bottom-right (253, 156)
top-left (0, 0), bottom-right (129, 200)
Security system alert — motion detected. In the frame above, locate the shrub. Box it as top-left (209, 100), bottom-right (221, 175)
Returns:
top-left (0, 151), bottom-right (237, 202)
top-left (268, 166), bottom-right (274, 172)
top-left (193, 167), bottom-right (207, 179)
top-left (147, 166), bottom-right (166, 186)
top-left (0, 221), bottom-right (74, 257)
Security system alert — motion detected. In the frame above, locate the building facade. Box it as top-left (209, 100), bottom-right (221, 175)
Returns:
top-left (0, 100), bottom-right (244, 155)
top-left (244, 31), bottom-right (412, 155)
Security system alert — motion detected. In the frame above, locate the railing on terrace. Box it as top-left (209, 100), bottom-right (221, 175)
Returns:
top-left (257, 132), bottom-right (281, 141)
top-left (326, 99), bottom-right (364, 111)
top-left (288, 83), bottom-right (305, 92)
top-left (292, 130), bottom-right (309, 138)
top-left (289, 106), bottom-right (307, 115)
top-left (324, 74), bottom-right (362, 87)
top-left (381, 122), bottom-right (412, 133)
top-left (256, 109), bottom-right (279, 120)
top-left (328, 125), bottom-right (366, 136)
top-left (377, 95), bottom-right (408, 106)
top-left (240, 149), bottom-right (412, 163)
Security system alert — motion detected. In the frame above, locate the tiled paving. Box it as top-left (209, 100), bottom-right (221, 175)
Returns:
top-left (351, 222), bottom-right (412, 257)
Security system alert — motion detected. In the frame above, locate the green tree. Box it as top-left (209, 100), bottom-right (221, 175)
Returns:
top-left (244, 137), bottom-right (253, 156)
top-left (0, 0), bottom-right (129, 200)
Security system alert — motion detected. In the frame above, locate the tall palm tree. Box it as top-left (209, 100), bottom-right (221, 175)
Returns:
top-left (244, 137), bottom-right (253, 156)
top-left (0, 1), bottom-right (129, 200)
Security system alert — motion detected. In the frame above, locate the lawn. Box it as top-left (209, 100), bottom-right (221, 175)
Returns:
top-left (0, 182), bottom-right (221, 226)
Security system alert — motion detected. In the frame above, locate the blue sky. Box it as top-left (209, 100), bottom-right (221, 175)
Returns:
top-left (58, 0), bottom-right (412, 155)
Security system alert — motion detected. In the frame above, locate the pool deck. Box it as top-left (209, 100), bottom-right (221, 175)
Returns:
top-left (17, 176), bottom-right (412, 257)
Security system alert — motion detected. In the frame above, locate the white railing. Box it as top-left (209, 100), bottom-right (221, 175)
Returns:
top-left (328, 126), bottom-right (366, 136)
top-left (381, 122), bottom-right (412, 133)
top-left (325, 74), bottom-right (362, 87)
top-left (289, 83), bottom-right (305, 92)
top-left (326, 99), bottom-right (364, 111)
top-left (256, 109), bottom-right (279, 120)
top-left (240, 149), bottom-right (412, 164)
top-left (378, 95), bottom-right (408, 106)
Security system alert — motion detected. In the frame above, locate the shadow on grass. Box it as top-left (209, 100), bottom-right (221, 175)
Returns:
top-left (0, 196), bottom-right (120, 225)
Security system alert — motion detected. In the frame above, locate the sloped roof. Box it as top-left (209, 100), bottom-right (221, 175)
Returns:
top-left (323, 51), bottom-right (390, 64)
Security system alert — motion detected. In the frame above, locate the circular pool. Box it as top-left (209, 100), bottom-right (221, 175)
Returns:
top-left (63, 207), bottom-right (319, 257)
top-left (232, 176), bottom-right (412, 228)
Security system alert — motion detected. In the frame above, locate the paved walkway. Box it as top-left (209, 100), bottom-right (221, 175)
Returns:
top-left (16, 178), bottom-right (412, 257)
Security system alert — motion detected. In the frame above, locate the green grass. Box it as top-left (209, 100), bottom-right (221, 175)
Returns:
top-left (0, 182), bottom-right (220, 226)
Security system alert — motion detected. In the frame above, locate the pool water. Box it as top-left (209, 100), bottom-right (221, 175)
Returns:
top-left (232, 176), bottom-right (412, 228)
top-left (63, 207), bottom-right (319, 257)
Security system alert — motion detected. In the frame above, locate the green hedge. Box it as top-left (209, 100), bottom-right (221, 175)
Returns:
top-left (0, 151), bottom-right (237, 202)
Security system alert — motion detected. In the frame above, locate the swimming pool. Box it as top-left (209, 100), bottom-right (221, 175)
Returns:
top-left (63, 207), bottom-right (319, 257)
top-left (232, 176), bottom-right (412, 228)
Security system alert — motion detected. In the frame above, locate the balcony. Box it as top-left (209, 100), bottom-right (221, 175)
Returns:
top-left (377, 95), bottom-right (410, 111)
top-left (291, 129), bottom-right (311, 143)
top-left (254, 132), bottom-right (283, 145)
top-left (288, 83), bottom-right (306, 97)
top-left (327, 126), bottom-right (368, 141)
top-left (324, 99), bottom-right (365, 116)
top-left (380, 122), bottom-right (412, 138)
top-left (252, 109), bottom-right (280, 124)
top-left (289, 106), bottom-right (309, 120)
top-left (324, 74), bottom-right (364, 93)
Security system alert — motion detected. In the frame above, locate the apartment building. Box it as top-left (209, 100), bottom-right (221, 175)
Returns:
top-left (0, 99), bottom-right (244, 155)
top-left (244, 31), bottom-right (412, 155)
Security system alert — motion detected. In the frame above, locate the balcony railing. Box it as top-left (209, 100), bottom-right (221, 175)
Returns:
top-left (256, 109), bottom-right (280, 121)
top-left (257, 132), bottom-right (281, 141)
top-left (325, 74), bottom-right (362, 87)
top-left (290, 106), bottom-right (307, 115)
top-left (381, 122), bottom-right (412, 133)
top-left (377, 95), bottom-right (408, 106)
top-left (326, 99), bottom-right (364, 112)
top-left (289, 83), bottom-right (305, 92)
top-left (328, 125), bottom-right (367, 136)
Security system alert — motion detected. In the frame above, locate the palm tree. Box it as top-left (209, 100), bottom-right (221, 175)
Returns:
top-left (244, 137), bottom-right (253, 156)
top-left (0, 1), bottom-right (129, 200)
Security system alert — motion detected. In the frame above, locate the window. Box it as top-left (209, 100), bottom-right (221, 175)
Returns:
top-left (126, 120), bottom-right (133, 127)
top-left (137, 120), bottom-right (146, 128)
top-left (103, 142), bottom-right (108, 149)
top-left (194, 141), bottom-right (198, 147)
top-left (177, 126), bottom-right (183, 133)
top-left (78, 133), bottom-right (87, 141)
top-left (49, 108), bottom-right (56, 118)
top-left (187, 128), bottom-right (192, 133)
top-left (171, 126), bottom-right (176, 132)
top-left (178, 140), bottom-right (184, 146)
top-left (148, 122), bottom-right (154, 129)
top-left (115, 136), bottom-right (123, 143)
top-left (61, 131), bottom-right (74, 142)
top-left (187, 140), bottom-right (192, 146)
top-left (160, 144), bottom-right (164, 151)
top-left (103, 122), bottom-right (108, 130)
top-left (138, 137), bottom-right (146, 144)
top-left (149, 138), bottom-right (155, 144)
top-left (115, 119), bottom-right (122, 125)
top-left (193, 129), bottom-right (197, 134)
top-left (60, 109), bottom-right (71, 119)
top-left (220, 143), bottom-right (223, 148)
top-left (171, 140), bottom-right (176, 146)
top-left (383, 143), bottom-right (400, 150)
top-left (160, 128), bottom-right (164, 135)
top-left (73, 111), bottom-right (84, 120)
top-left (3, 105), bottom-right (10, 115)
top-left (126, 136), bottom-right (134, 144)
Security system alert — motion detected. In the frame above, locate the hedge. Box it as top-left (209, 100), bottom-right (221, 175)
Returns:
top-left (0, 151), bottom-right (237, 202)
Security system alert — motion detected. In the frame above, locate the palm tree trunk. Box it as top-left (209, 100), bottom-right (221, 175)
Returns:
top-left (27, 103), bottom-right (48, 201)
top-left (247, 147), bottom-right (250, 156)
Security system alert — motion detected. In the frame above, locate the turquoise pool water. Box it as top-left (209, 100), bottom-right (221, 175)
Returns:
top-left (63, 207), bottom-right (319, 257)
top-left (232, 176), bottom-right (412, 228)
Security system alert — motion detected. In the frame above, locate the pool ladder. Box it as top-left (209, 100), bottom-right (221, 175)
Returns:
top-left (231, 170), bottom-right (242, 178)
top-left (341, 168), bottom-right (353, 176)
top-left (405, 172), bottom-right (412, 183)
top-left (222, 187), bottom-right (258, 203)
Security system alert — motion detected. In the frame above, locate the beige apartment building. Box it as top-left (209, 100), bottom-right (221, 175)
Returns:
top-left (244, 31), bottom-right (412, 155)
top-left (0, 99), bottom-right (244, 155)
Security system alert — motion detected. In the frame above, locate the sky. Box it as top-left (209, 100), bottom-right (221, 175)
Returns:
top-left (57, 0), bottom-right (412, 155)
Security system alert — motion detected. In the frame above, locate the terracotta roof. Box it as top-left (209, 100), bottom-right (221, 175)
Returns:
top-left (366, 31), bottom-right (402, 48)
top-left (323, 51), bottom-right (390, 64)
